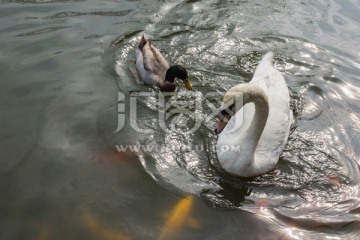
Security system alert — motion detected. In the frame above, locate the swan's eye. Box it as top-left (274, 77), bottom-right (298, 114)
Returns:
top-left (228, 103), bottom-right (235, 113)
top-left (219, 103), bottom-right (235, 120)
top-left (220, 109), bottom-right (230, 116)
top-left (219, 110), bottom-right (232, 122)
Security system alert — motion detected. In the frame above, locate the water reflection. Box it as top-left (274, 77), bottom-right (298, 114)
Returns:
top-left (201, 179), bottom-right (252, 209)
top-left (2, 0), bottom-right (360, 239)
top-left (82, 208), bottom-right (132, 240)
top-left (111, 1), bottom-right (360, 238)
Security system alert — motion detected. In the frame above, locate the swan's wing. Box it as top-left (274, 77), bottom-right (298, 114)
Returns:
top-left (253, 54), bottom-right (292, 161)
top-left (251, 52), bottom-right (291, 122)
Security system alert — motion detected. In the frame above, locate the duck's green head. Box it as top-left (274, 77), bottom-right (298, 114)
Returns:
top-left (165, 65), bottom-right (192, 90)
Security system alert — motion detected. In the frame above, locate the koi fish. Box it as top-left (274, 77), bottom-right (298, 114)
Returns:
top-left (82, 208), bottom-right (132, 240)
top-left (159, 195), bottom-right (200, 240)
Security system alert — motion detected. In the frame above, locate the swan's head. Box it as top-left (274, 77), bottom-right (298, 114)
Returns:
top-left (214, 97), bottom-right (237, 135)
top-left (214, 84), bottom-right (267, 134)
top-left (215, 106), bottom-right (234, 135)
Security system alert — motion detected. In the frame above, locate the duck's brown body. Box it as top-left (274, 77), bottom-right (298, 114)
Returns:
top-left (135, 36), bottom-right (192, 92)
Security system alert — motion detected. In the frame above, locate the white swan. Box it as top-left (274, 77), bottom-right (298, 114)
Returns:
top-left (215, 52), bottom-right (293, 177)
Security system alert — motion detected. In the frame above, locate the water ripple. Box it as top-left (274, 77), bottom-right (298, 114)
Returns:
top-left (47, 10), bottom-right (133, 19)
top-left (108, 0), bottom-right (360, 238)
top-left (16, 26), bottom-right (69, 36)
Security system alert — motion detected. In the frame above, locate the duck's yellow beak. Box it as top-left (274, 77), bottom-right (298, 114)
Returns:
top-left (183, 77), bottom-right (192, 90)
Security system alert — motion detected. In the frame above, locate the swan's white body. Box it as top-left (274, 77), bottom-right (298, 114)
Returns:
top-left (216, 52), bottom-right (293, 177)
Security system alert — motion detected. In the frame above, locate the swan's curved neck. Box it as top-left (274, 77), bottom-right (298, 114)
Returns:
top-left (224, 85), bottom-right (269, 161)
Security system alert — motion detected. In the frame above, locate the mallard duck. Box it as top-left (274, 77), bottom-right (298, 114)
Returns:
top-left (135, 36), bottom-right (192, 92)
top-left (215, 52), bottom-right (293, 177)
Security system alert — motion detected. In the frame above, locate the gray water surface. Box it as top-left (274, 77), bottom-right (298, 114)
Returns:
top-left (1, 0), bottom-right (360, 239)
